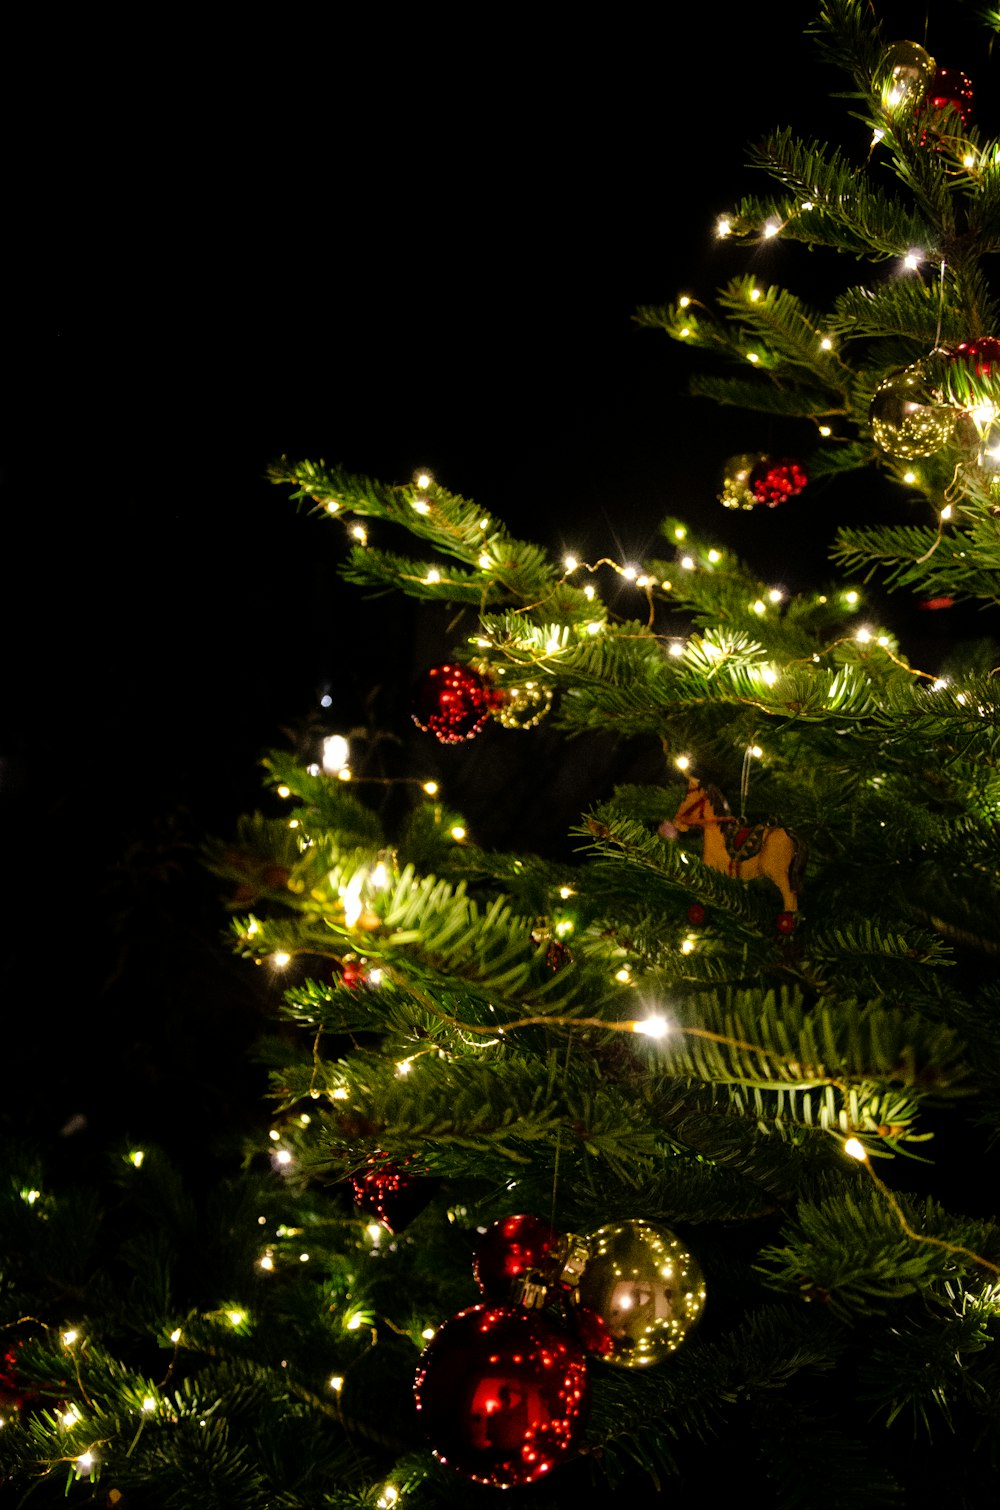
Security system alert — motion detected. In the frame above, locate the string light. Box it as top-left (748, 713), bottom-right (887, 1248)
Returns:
top-left (227, 1310), bottom-right (245, 1327)
top-left (763, 220), bottom-right (780, 238)
top-left (675, 755), bottom-right (690, 770)
top-left (141, 1397), bottom-right (156, 1413)
top-left (271, 952), bottom-right (291, 969)
top-left (563, 555), bottom-right (578, 572)
top-left (749, 288), bottom-right (762, 302)
top-left (62, 1331), bottom-right (79, 1347)
top-left (129, 1150), bottom-right (145, 1168)
top-left (583, 584), bottom-right (596, 600)
top-left (903, 250), bottom-right (922, 270)
top-left (276, 784), bottom-right (291, 798)
top-left (614, 966), bottom-right (631, 983)
top-left (707, 549), bottom-right (721, 563)
top-left (716, 216), bottom-right (732, 237)
top-left (75, 1452), bottom-right (95, 1477)
top-left (415, 472), bottom-right (432, 490)
top-left (412, 499), bottom-right (431, 515)
top-left (680, 937), bottom-right (696, 955)
top-left (761, 668), bottom-right (777, 686)
top-left (478, 553), bottom-right (491, 569)
top-left (325, 500), bottom-right (339, 514)
top-left (634, 1015), bottom-right (669, 1038)
top-left (768, 588), bottom-right (782, 603)
top-left (259, 1254), bottom-right (274, 1271)
top-left (377, 1486), bottom-right (400, 1508)
top-left (450, 825), bottom-right (467, 842)
top-left (21, 1188), bottom-right (40, 1204)
top-left (169, 1328), bottom-right (182, 1343)
top-left (352, 525), bottom-right (367, 544)
top-left (844, 1137), bottom-right (867, 1161)
top-left (679, 295), bottom-right (691, 308)
top-left (903, 470), bottom-right (917, 484)
top-left (422, 780), bottom-right (439, 795)
top-left (819, 336), bottom-right (832, 350)
top-left (752, 600), bottom-right (766, 615)
top-left (322, 735), bottom-right (350, 772)
top-left (669, 642), bottom-right (684, 657)
top-left (844, 591), bottom-right (859, 605)
top-left (421, 1326), bottom-right (436, 1340)
top-left (680, 556), bottom-right (694, 570)
top-left (424, 568), bottom-right (441, 585)
top-left (330, 1375), bottom-right (344, 1392)
top-left (818, 425), bottom-right (832, 437)
top-left (747, 352), bottom-right (760, 364)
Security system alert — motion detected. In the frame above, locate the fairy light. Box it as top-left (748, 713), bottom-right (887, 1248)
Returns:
top-left (325, 500), bottom-right (339, 514)
top-left (749, 744), bottom-right (763, 758)
top-left (75, 1452), bottom-right (95, 1476)
top-left (872, 127), bottom-right (885, 144)
top-left (425, 568), bottom-right (441, 584)
top-left (422, 780), bottom-right (438, 795)
top-left (747, 352), bottom-right (760, 364)
top-left (963, 151), bottom-right (976, 168)
top-left (679, 326), bottom-right (691, 337)
top-left (622, 565), bottom-right (637, 580)
top-left (707, 549), bottom-right (721, 563)
top-left (680, 937), bottom-right (696, 955)
top-left (276, 784), bottom-right (291, 798)
top-left (396, 1058), bottom-right (413, 1075)
top-left (545, 633), bottom-right (562, 652)
top-left (345, 1313), bottom-right (363, 1331)
top-left (259, 1254), bottom-right (274, 1271)
top-left (169, 1328), bottom-right (182, 1343)
top-left (615, 966), bottom-right (631, 983)
top-left (676, 755), bottom-right (690, 771)
top-left (749, 288), bottom-right (762, 302)
top-left (141, 1397), bottom-right (156, 1413)
top-left (903, 470), bottom-right (917, 484)
top-left (585, 620), bottom-right (602, 635)
top-left (272, 951), bottom-right (291, 969)
top-left (763, 220), bottom-right (780, 238)
top-left (62, 1331), bottom-right (79, 1347)
top-left (818, 425), bottom-right (832, 437)
top-left (768, 588), bottom-right (782, 603)
top-left (845, 591), bottom-right (859, 606)
top-left (412, 499), bottom-right (431, 515)
top-left (21, 1188), bottom-right (40, 1204)
top-left (971, 402), bottom-right (998, 428)
top-left (352, 525), bottom-right (367, 544)
top-left (450, 825), bottom-right (466, 842)
top-left (415, 472), bottom-right (432, 490)
top-left (61, 1405), bottom-right (81, 1427)
top-left (563, 555), bottom-right (578, 572)
top-left (752, 600), bottom-right (766, 615)
top-left (819, 336), bottom-right (833, 351)
top-left (680, 555), bottom-right (694, 570)
top-left (330, 1375), bottom-right (344, 1392)
top-left (877, 635), bottom-right (890, 648)
top-left (322, 734), bottom-right (350, 772)
top-left (716, 216), bottom-right (731, 237)
top-left (844, 1137), bottom-right (867, 1161)
top-left (371, 862), bottom-right (389, 889)
top-left (559, 886), bottom-right (574, 899)
top-left (679, 295), bottom-right (691, 308)
top-left (674, 525), bottom-right (686, 540)
top-left (634, 1015), bottom-right (669, 1038)
top-left (856, 628), bottom-right (872, 643)
top-left (227, 1310), bottom-right (245, 1327)
top-left (129, 1149), bottom-right (145, 1168)
top-left (583, 584), bottom-right (596, 601)
top-left (377, 1486), bottom-right (400, 1508)
top-left (331, 1087), bottom-right (350, 1100)
top-left (761, 668), bottom-right (777, 687)
top-left (669, 642), bottom-right (684, 657)
top-left (903, 250), bottom-right (922, 270)
top-left (299, 1252), bottom-right (310, 1263)
top-left (274, 1149), bottom-right (293, 1166)
top-left (367, 1223), bottom-right (383, 1242)
top-left (288, 818), bottom-right (300, 830)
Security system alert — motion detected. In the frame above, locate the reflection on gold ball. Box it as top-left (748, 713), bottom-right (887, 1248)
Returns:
top-left (880, 40), bottom-right (935, 115)
top-left (577, 1219), bottom-right (706, 1369)
top-left (869, 366), bottom-right (959, 459)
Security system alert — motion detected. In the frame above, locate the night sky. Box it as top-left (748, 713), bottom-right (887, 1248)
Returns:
top-left (5, 4), bottom-right (995, 1147)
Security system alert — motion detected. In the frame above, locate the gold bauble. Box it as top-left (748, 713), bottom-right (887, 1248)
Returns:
top-left (577, 1219), bottom-right (706, 1369)
top-left (720, 453), bottom-right (764, 511)
top-left (869, 365), bottom-right (959, 459)
top-left (879, 40), bottom-right (936, 115)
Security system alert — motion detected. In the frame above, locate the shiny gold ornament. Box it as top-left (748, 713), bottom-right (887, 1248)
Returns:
top-left (577, 1219), bottom-right (706, 1368)
top-left (494, 681), bottom-right (554, 729)
top-left (720, 453), bottom-right (763, 510)
top-left (879, 40), bottom-right (936, 115)
top-left (869, 366), bottom-right (960, 459)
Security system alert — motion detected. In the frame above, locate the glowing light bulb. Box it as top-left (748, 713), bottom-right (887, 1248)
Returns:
top-left (272, 952), bottom-right (291, 969)
top-left (422, 780), bottom-right (439, 795)
top-left (62, 1331), bottom-right (78, 1347)
top-left (170, 1328), bottom-right (182, 1343)
top-left (585, 620), bottom-right (602, 635)
top-left (680, 556), bottom-right (694, 570)
top-left (676, 755), bottom-right (690, 771)
top-left (761, 668), bottom-right (777, 687)
top-left (768, 588), bottom-right (782, 603)
top-left (61, 1406), bottom-right (81, 1426)
top-left (844, 1137), bottom-right (867, 1161)
top-left (669, 642), bottom-right (684, 657)
top-left (424, 568), bottom-right (441, 584)
top-left (583, 583), bottom-right (596, 600)
top-left (747, 352), bottom-right (760, 364)
top-left (352, 525), bottom-right (367, 544)
top-left (716, 216), bottom-right (731, 237)
top-left (845, 591), bottom-right (859, 606)
top-left (615, 967), bottom-right (631, 983)
top-left (345, 1314), bottom-right (363, 1331)
top-left (330, 1375), bottom-right (344, 1392)
top-left (763, 221), bottom-right (779, 238)
top-left (679, 326), bottom-right (691, 337)
top-left (21, 1188), bottom-right (40, 1204)
top-left (129, 1150), bottom-right (145, 1168)
top-left (622, 565), bottom-right (637, 580)
top-left (142, 1397), bottom-right (156, 1413)
top-left (707, 549), bottom-right (721, 563)
top-left (367, 1223), bottom-right (383, 1241)
top-left (820, 336), bottom-right (832, 350)
top-left (478, 553), bottom-right (491, 569)
top-left (752, 600), bottom-right (766, 615)
top-left (903, 250), bottom-right (921, 270)
top-left (299, 1252), bottom-right (310, 1263)
top-left (275, 1150), bottom-right (293, 1166)
top-left (325, 500), bottom-right (339, 514)
top-left (450, 825), bottom-right (466, 842)
top-left (749, 288), bottom-right (762, 302)
top-left (903, 470), bottom-right (917, 484)
top-left (680, 937), bottom-right (696, 954)
top-left (963, 152), bottom-right (976, 169)
top-left (322, 734), bottom-right (349, 772)
top-left (818, 425), bottom-right (832, 437)
top-left (259, 1255), bottom-right (274, 1271)
top-left (559, 886), bottom-right (574, 899)
top-left (228, 1310), bottom-right (245, 1327)
top-left (749, 745), bottom-right (763, 757)
top-left (371, 862), bottom-right (388, 889)
top-left (276, 784), bottom-right (291, 798)
top-left (634, 1015), bottom-right (669, 1038)
top-left (412, 498), bottom-right (430, 514)
top-left (421, 1326), bottom-right (436, 1340)
top-left (76, 1452), bottom-right (95, 1474)
top-left (415, 472), bottom-right (432, 489)
top-left (396, 1058), bottom-right (413, 1075)
top-left (563, 554), bottom-right (578, 572)
top-left (679, 295), bottom-right (691, 308)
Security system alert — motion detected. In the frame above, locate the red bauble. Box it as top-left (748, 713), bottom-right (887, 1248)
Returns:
top-left (748, 457), bottom-right (808, 508)
top-left (412, 663), bottom-right (501, 744)
top-left (414, 1304), bottom-right (590, 1487)
top-left (545, 938), bottom-right (571, 974)
top-left (473, 1214), bottom-right (558, 1300)
top-left (338, 960), bottom-right (367, 989)
top-left (919, 66), bottom-right (974, 138)
top-left (947, 337), bottom-right (1000, 379)
top-left (686, 902), bottom-right (706, 926)
top-left (350, 1156), bottom-right (433, 1233)
top-left (776, 911), bottom-right (798, 936)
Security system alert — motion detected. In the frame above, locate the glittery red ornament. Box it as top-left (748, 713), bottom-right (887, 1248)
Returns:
top-left (414, 1303), bottom-right (590, 1487)
top-left (686, 902), bottom-right (706, 926)
top-left (350, 1156), bottom-right (433, 1233)
top-left (339, 960), bottom-right (367, 989)
top-left (473, 1215), bottom-right (558, 1300)
top-left (412, 663), bottom-right (501, 744)
top-left (748, 457), bottom-right (809, 508)
top-left (947, 337), bottom-right (1000, 378)
top-left (918, 66), bottom-right (974, 141)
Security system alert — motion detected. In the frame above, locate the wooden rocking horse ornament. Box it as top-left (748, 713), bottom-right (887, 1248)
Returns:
top-left (665, 776), bottom-right (806, 926)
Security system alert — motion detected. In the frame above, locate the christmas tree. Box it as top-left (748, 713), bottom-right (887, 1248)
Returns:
top-left (4, 2), bottom-right (1000, 1504)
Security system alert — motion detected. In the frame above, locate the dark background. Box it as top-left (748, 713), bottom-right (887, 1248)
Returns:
top-left (4, 4), bottom-right (995, 1153)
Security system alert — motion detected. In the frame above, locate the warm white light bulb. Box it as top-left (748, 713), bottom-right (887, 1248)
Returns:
top-left (676, 755), bottom-right (690, 770)
top-left (844, 1137), bottom-right (867, 1161)
top-left (563, 555), bottom-right (578, 572)
top-left (425, 568), bottom-right (441, 584)
top-left (415, 472), bottom-right (432, 490)
top-left (634, 1015), bottom-right (669, 1038)
top-left (450, 825), bottom-right (466, 842)
top-left (272, 951), bottom-right (291, 969)
top-left (669, 642), bottom-right (684, 657)
top-left (422, 780), bottom-right (439, 795)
